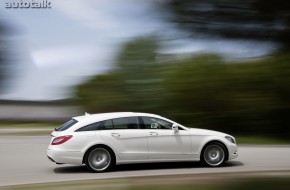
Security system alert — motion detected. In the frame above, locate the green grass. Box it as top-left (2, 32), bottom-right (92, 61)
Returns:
top-left (0, 176), bottom-right (290, 190)
top-left (236, 136), bottom-right (290, 145)
top-left (0, 183), bottom-right (215, 190)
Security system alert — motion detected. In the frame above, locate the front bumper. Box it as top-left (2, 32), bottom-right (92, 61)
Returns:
top-left (47, 148), bottom-right (83, 165)
top-left (229, 151), bottom-right (238, 159)
top-left (227, 143), bottom-right (238, 160)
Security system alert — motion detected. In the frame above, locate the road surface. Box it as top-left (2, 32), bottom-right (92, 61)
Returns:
top-left (0, 136), bottom-right (290, 186)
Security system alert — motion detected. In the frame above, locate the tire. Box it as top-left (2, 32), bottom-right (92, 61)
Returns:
top-left (85, 146), bottom-right (115, 172)
top-left (201, 142), bottom-right (226, 167)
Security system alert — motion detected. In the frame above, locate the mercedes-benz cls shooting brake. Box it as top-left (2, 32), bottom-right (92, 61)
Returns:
top-left (47, 112), bottom-right (238, 172)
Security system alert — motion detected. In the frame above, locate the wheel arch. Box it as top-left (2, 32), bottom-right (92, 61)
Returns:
top-left (200, 140), bottom-right (229, 161)
top-left (82, 144), bottom-right (116, 164)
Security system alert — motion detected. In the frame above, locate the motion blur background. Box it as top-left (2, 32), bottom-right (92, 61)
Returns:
top-left (1, 1), bottom-right (290, 189)
top-left (1, 0), bottom-right (290, 142)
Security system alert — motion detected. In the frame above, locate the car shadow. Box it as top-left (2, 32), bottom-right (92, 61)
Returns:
top-left (53, 161), bottom-right (244, 174)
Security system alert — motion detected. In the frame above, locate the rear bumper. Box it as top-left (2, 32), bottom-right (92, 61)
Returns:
top-left (47, 155), bottom-right (56, 163)
top-left (47, 148), bottom-right (83, 165)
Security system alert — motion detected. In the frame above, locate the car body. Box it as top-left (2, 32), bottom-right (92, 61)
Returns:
top-left (47, 112), bottom-right (238, 172)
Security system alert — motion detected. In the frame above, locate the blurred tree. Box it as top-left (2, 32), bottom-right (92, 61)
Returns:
top-left (77, 72), bottom-right (127, 112)
top-left (164, 54), bottom-right (233, 130)
top-left (116, 36), bottom-right (169, 113)
top-left (77, 36), bottom-right (166, 113)
top-left (77, 36), bottom-right (290, 139)
top-left (164, 52), bottom-right (290, 138)
top-left (166, 0), bottom-right (290, 45)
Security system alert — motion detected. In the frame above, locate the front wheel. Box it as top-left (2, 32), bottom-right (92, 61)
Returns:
top-left (201, 142), bottom-right (226, 167)
top-left (85, 146), bottom-right (115, 172)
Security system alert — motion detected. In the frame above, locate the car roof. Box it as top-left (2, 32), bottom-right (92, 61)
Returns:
top-left (66, 112), bottom-right (188, 132)
top-left (73, 112), bottom-right (162, 123)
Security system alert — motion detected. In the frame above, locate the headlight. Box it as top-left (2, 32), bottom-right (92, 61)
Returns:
top-left (225, 136), bottom-right (235, 144)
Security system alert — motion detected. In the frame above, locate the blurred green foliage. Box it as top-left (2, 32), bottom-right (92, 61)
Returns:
top-left (165, 0), bottom-right (290, 45)
top-left (165, 51), bottom-right (290, 138)
top-left (77, 37), bottom-right (290, 139)
top-left (77, 36), bottom-right (166, 112)
top-left (2, 177), bottom-right (290, 190)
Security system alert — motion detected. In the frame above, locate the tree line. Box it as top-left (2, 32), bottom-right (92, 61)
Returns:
top-left (77, 37), bottom-right (290, 139)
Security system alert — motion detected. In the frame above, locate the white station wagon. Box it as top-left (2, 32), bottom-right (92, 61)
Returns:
top-left (47, 112), bottom-right (238, 172)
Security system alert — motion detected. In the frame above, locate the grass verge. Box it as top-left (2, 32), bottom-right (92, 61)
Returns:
top-left (0, 174), bottom-right (290, 190)
top-left (236, 136), bottom-right (290, 145)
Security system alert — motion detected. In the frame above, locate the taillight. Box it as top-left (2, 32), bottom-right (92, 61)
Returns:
top-left (51, 135), bottom-right (73, 145)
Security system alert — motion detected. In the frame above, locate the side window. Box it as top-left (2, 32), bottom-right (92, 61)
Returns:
top-left (103, 120), bottom-right (113, 130)
top-left (112, 117), bottom-right (139, 129)
top-left (75, 121), bottom-right (102, 132)
top-left (141, 117), bottom-right (173, 130)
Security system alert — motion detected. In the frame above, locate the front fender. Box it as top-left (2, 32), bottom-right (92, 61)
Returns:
top-left (191, 135), bottom-right (230, 160)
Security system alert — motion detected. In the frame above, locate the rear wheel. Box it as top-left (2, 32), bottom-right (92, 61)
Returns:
top-left (85, 146), bottom-right (115, 172)
top-left (201, 142), bottom-right (226, 167)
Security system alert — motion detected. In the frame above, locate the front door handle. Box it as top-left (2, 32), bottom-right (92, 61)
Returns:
top-left (111, 133), bottom-right (120, 137)
top-left (149, 131), bottom-right (158, 136)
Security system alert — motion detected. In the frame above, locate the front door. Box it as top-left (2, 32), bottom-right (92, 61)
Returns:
top-left (141, 117), bottom-right (192, 160)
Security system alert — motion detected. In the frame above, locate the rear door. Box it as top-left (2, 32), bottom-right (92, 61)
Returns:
top-left (99, 117), bottom-right (148, 161)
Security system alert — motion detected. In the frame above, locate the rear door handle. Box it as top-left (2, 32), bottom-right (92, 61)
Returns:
top-left (111, 133), bottom-right (120, 137)
top-left (149, 131), bottom-right (158, 136)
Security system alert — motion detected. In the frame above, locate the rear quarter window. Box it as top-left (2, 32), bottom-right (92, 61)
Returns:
top-left (56, 119), bottom-right (78, 131)
top-left (75, 121), bottom-right (102, 132)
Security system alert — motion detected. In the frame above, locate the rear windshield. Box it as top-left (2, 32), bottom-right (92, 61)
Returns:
top-left (55, 119), bottom-right (78, 131)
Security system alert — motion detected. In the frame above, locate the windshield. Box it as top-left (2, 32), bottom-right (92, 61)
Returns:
top-left (55, 119), bottom-right (78, 131)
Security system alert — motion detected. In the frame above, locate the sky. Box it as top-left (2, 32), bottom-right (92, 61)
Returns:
top-left (0, 0), bottom-right (279, 100)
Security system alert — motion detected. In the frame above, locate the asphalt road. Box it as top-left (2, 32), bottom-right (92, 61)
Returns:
top-left (0, 136), bottom-right (290, 187)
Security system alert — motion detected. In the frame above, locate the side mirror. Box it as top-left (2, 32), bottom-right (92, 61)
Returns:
top-left (172, 124), bottom-right (179, 131)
